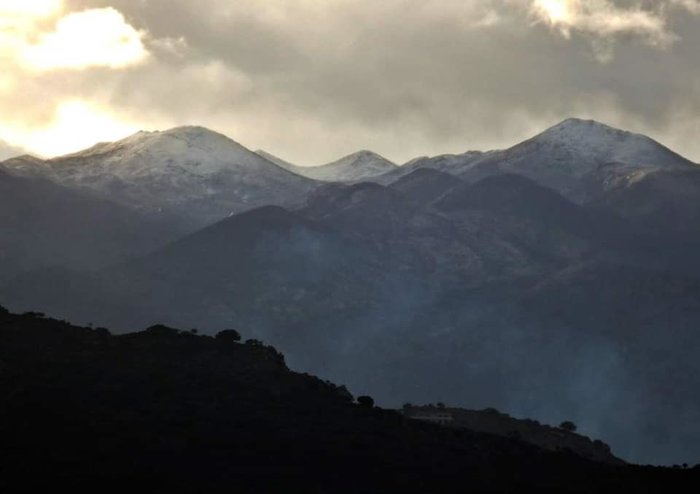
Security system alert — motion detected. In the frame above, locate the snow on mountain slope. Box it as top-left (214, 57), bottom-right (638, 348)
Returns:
top-left (255, 150), bottom-right (298, 171)
top-left (310, 151), bottom-right (397, 182)
top-left (256, 149), bottom-right (398, 183)
top-left (0, 140), bottom-right (25, 161)
top-left (0, 155), bottom-right (48, 178)
top-left (375, 150), bottom-right (487, 185)
top-left (1, 126), bottom-right (318, 229)
top-left (51, 126), bottom-right (302, 180)
top-left (457, 118), bottom-right (698, 203)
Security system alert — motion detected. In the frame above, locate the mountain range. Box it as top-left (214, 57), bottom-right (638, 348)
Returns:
top-left (1, 118), bottom-right (700, 465)
top-left (1, 127), bottom-right (317, 229)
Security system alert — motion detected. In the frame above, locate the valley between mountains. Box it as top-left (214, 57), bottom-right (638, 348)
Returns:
top-left (2, 118), bottom-right (700, 465)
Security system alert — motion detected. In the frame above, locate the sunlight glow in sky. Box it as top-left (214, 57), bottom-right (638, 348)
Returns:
top-left (534, 0), bottom-right (571, 24)
top-left (0, 0), bottom-right (62, 18)
top-left (0, 101), bottom-right (140, 157)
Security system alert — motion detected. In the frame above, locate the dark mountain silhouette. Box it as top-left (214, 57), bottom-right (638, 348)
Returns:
top-left (388, 168), bottom-right (464, 204)
top-left (1, 307), bottom-right (698, 493)
top-left (0, 169), bottom-right (178, 282)
top-left (436, 173), bottom-right (587, 219)
top-left (580, 168), bottom-right (700, 276)
top-left (402, 405), bottom-right (623, 465)
top-left (594, 169), bottom-right (700, 237)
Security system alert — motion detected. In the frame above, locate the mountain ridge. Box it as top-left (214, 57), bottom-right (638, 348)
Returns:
top-left (453, 118), bottom-right (698, 203)
top-left (257, 149), bottom-right (398, 182)
top-left (0, 126), bottom-right (318, 229)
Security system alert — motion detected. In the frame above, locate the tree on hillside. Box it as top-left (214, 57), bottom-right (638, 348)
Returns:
top-left (357, 396), bottom-right (375, 409)
top-left (216, 329), bottom-right (242, 342)
top-left (145, 324), bottom-right (180, 336)
top-left (560, 421), bottom-right (577, 432)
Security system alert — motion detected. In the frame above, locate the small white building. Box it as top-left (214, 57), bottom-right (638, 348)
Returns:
top-left (404, 407), bottom-right (454, 426)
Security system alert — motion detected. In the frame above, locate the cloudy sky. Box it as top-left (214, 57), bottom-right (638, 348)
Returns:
top-left (1, 0), bottom-right (699, 164)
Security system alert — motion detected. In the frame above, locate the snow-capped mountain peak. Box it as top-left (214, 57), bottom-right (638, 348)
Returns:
top-left (0, 126), bottom-right (316, 228)
top-left (530, 118), bottom-right (668, 164)
top-left (456, 118), bottom-right (697, 202)
top-left (305, 150), bottom-right (397, 182)
top-left (254, 149), bottom-right (397, 183)
top-left (341, 150), bottom-right (386, 161)
top-left (56, 125), bottom-right (266, 177)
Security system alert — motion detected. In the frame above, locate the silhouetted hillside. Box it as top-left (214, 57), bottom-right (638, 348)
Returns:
top-left (0, 306), bottom-right (698, 493)
top-left (402, 405), bottom-right (623, 465)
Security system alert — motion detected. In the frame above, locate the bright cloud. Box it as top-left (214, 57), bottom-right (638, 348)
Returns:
top-left (0, 0), bottom-right (60, 61)
top-left (528, 0), bottom-right (700, 62)
top-left (0, 0), bottom-right (62, 18)
top-left (21, 7), bottom-right (148, 70)
top-left (531, 0), bottom-right (673, 47)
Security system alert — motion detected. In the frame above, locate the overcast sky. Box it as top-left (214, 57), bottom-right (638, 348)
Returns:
top-left (1, 0), bottom-right (699, 164)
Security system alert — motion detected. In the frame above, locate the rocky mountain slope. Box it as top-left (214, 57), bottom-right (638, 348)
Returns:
top-left (0, 169), bottom-right (177, 283)
top-left (387, 168), bottom-right (464, 203)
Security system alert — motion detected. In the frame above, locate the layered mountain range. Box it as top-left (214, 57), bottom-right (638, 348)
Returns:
top-left (1, 118), bottom-right (699, 465)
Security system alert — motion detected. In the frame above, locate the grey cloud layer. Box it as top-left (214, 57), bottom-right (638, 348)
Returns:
top-left (24, 1), bottom-right (700, 162)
